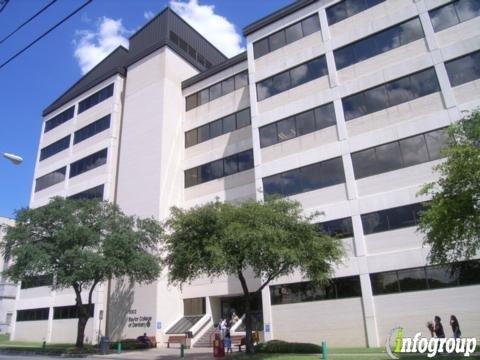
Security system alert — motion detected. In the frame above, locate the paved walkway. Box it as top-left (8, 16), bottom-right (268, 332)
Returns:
top-left (91, 347), bottom-right (228, 360)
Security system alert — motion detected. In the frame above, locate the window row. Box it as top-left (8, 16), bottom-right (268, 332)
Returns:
top-left (35, 167), bottom-right (66, 192)
top-left (445, 50), bottom-right (480, 88)
top-left (16, 308), bottom-right (49, 322)
top-left (40, 136), bottom-right (70, 161)
top-left (44, 106), bottom-right (75, 133)
top-left (70, 149), bottom-right (108, 178)
top-left (35, 149), bottom-right (108, 192)
top-left (352, 128), bottom-right (446, 180)
top-left (317, 217), bottom-right (353, 239)
top-left (253, 14), bottom-right (321, 59)
top-left (74, 114), bottom-right (111, 144)
top-left (361, 202), bottom-right (424, 235)
top-left (170, 31), bottom-right (213, 70)
top-left (327, 0), bottom-right (385, 25)
top-left (343, 67), bottom-right (440, 121)
top-left (78, 83), bottom-right (114, 114)
top-left (262, 157), bottom-right (345, 198)
top-left (68, 185), bottom-right (105, 200)
top-left (370, 259), bottom-right (480, 295)
top-left (259, 102), bottom-right (335, 148)
top-left (257, 56), bottom-right (327, 101)
top-left (429, 0), bottom-right (480, 33)
top-left (53, 304), bottom-right (94, 320)
top-left (334, 17), bottom-right (424, 70)
top-left (185, 108), bottom-right (251, 148)
top-left (20, 275), bottom-right (53, 289)
top-left (186, 71), bottom-right (248, 111)
top-left (270, 276), bottom-right (361, 305)
top-left (185, 149), bottom-right (254, 188)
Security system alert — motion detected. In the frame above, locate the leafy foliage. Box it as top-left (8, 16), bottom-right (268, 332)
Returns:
top-left (418, 110), bottom-right (480, 263)
top-left (1, 197), bottom-right (163, 347)
top-left (164, 198), bottom-right (344, 353)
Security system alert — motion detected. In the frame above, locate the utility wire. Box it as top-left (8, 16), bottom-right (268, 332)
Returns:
top-left (0, 0), bottom-right (9, 14)
top-left (0, 0), bottom-right (58, 45)
top-left (0, 0), bottom-right (93, 70)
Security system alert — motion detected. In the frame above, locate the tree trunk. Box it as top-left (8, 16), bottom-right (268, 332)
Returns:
top-left (237, 271), bottom-right (255, 354)
top-left (76, 315), bottom-right (89, 348)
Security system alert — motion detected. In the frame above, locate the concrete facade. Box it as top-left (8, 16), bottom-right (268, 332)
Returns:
top-left (12, 0), bottom-right (480, 347)
top-left (0, 217), bottom-right (16, 334)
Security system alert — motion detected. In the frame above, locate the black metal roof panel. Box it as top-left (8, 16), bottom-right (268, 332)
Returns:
top-left (243, 0), bottom-right (318, 36)
top-left (43, 7), bottom-right (228, 117)
top-left (182, 51), bottom-right (247, 90)
top-left (43, 46), bottom-right (129, 116)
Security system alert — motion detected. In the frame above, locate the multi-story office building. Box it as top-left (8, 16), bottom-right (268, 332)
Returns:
top-left (12, 0), bottom-right (480, 347)
top-left (0, 217), bottom-right (16, 335)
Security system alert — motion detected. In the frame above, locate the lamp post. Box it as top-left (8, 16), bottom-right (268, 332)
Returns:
top-left (2, 152), bottom-right (23, 165)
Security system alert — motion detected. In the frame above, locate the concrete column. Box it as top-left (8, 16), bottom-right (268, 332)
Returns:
top-left (359, 273), bottom-right (380, 347)
top-left (46, 291), bottom-right (55, 343)
top-left (261, 285), bottom-right (273, 341)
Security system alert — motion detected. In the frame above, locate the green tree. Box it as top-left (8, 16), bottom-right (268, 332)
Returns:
top-left (164, 198), bottom-right (344, 353)
top-left (1, 197), bottom-right (163, 348)
top-left (418, 110), bottom-right (480, 263)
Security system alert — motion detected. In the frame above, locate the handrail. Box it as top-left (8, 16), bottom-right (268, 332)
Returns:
top-left (163, 315), bottom-right (185, 334)
top-left (190, 314), bottom-right (211, 337)
top-left (230, 314), bottom-right (245, 333)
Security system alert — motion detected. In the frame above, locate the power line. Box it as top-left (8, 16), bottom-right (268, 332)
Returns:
top-left (0, 0), bottom-right (93, 71)
top-left (0, 0), bottom-right (10, 14)
top-left (0, 0), bottom-right (59, 45)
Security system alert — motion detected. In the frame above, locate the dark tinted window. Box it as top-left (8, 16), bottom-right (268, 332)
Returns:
top-left (429, 0), bottom-right (480, 32)
top-left (259, 102), bottom-right (335, 148)
top-left (253, 14), bottom-right (321, 59)
top-left (35, 167), bottom-right (66, 192)
top-left (327, 0), bottom-right (386, 25)
top-left (185, 108), bottom-right (251, 148)
top-left (342, 67), bottom-right (439, 121)
top-left (351, 128), bottom-right (447, 179)
top-left (317, 217), bottom-right (354, 238)
top-left (69, 149), bottom-right (107, 178)
top-left (40, 136), bottom-right (70, 161)
top-left (445, 50), bottom-right (480, 87)
top-left (21, 275), bottom-right (53, 289)
top-left (371, 260), bottom-right (480, 295)
top-left (185, 150), bottom-right (254, 188)
top-left (270, 276), bottom-right (361, 305)
top-left (54, 304), bottom-right (94, 319)
top-left (257, 56), bottom-right (327, 101)
top-left (74, 115), bottom-right (111, 144)
top-left (186, 71), bottom-right (249, 110)
top-left (44, 106), bottom-right (75, 132)
top-left (361, 202), bottom-right (424, 235)
top-left (78, 84), bottom-right (114, 114)
top-left (16, 308), bottom-right (50, 322)
top-left (262, 157), bottom-right (345, 198)
top-left (68, 185), bottom-right (104, 200)
top-left (334, 17), bottom-right (424, 70)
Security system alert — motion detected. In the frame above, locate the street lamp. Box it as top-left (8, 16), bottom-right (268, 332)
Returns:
top-left (2, 152), bottom-right (23, 165)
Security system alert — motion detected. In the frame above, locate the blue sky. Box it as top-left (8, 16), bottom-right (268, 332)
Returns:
top-left (0, 0), bottom-right (292, 218)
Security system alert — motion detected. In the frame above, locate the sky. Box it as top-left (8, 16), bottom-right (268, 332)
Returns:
top-left (0, 0), bottom-right (292, 219)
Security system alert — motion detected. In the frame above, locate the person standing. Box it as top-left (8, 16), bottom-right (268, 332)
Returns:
top-left (224, 331), bottom-right (233, 354)
top-left (450, 315), bottom-right (461, 338)
top-left (434, 316), bottom-right (445, 338)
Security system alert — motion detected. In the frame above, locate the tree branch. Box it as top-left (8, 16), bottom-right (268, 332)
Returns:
top-left (88, 278), bottom-right (100, 306)
top-left (255, 263), bottom-right (289, 294)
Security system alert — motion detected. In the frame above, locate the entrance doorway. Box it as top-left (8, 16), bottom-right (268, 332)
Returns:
top-left (220, 294), bottom-right (263, 330)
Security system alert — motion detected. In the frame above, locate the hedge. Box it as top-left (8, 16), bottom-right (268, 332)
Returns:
top-left (255, 340), bottom-right (322, 354)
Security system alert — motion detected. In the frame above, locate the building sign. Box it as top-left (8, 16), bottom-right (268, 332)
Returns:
top-left (264, 323), bottom-right (271, 333)
top-left (127, 309), bottom-right (152, 328)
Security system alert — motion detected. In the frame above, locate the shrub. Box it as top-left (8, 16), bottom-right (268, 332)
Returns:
top-left (109, 339), bottom-right (149, 350)
top-left (255, 340), bottom-right (322, 353)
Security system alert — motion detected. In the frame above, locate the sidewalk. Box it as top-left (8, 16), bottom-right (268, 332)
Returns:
top-left (91, 347), bottom-right (225, 360)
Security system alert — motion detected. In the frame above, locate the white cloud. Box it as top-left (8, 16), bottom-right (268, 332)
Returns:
top-left (169, 0), bottom-right (244, 57)
top-left (144, 10), bottom-right (155, 20)
top-left (73, 17), bottom-right (130, 75)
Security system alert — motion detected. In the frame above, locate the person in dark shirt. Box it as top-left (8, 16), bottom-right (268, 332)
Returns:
top-left (434, 316), bottom-right (445, 338)
top-left (450, 315), bottom-right (461, 338)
